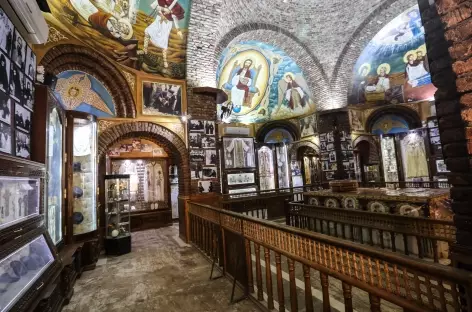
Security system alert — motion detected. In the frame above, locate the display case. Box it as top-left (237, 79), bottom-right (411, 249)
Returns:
top-left (257, 146), bottom-right (275, 190)
top-left (31, 86), bottom-right (66, 247)
top-left (276, 144), bottom-right (290, 189)
top-left (380, 135), bottom-right (399, 182)
top-left (66, 112), bottom-right (97, 238)
top-left (104, 174), bottom-right (131, 256)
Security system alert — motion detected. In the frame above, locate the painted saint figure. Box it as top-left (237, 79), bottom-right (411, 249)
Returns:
top-left (283, 73), bottom-right (308, 109)
top-left (142, 0), bottom-right (185, 68)
top-left (405, 52), bottom-right (429, 87)
top-left (230, 59), bottom-right (253, 111)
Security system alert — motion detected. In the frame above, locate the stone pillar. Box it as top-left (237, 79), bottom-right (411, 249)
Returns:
top-left (419, 0), bottom-right (472, 268)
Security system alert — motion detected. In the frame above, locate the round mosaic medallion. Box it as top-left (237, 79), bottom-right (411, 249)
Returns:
top-left (342, 197), bottom-right (359, 210)
top-left (368, 201), bottom-right (389, 213)
top-left (398, 204), bottom-right (423, 217)
top-left (324, 198), bottom-right (339, 208)
top-left (308, 197), bottom-right (319, 206)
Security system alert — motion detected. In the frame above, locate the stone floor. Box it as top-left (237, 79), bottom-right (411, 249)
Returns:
top-left (62, 224), bottom-right (260, 312)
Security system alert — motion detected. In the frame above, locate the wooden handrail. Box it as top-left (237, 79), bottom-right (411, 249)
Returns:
top-left (188, 201), bottom-right (472, 312)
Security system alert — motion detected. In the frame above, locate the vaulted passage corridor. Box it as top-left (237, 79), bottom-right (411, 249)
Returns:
top-left (62, 225), bottom-right (259, 312)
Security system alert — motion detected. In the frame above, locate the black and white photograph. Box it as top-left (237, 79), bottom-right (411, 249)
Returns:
top-left (227, 172), bottom-right (255, 186)
top-left (436, 159), bottom-right (449, 173)
top-left (321, 153), bottom-right (329, 161)
top-left (430, 136), bottom-right (441, 145)
top-left (319, 133), bottom-right (327, 142)
top-left (320, 141), bottom-right (327, 152)
top-left (0, 122), bottom-right (11, 154)
top-left (204, 121), bottom-right (215, 135)
top-left (191, 162), bottom-right (203, 179)
top-left (23, 78), bottom-right (34, 110)
top-left (198, 180), bottom-right (214, 193)
top-left (343, 161), bottom-right (350, 171)
top-left (202, 136), bottom-right (216, 148)
top-left (0, 8), bottom-right (13, 57)
top-left (341, 141), bottom-right (351, 151)
top-left (189, 119), bottom-right (204, 132)
top-left (329, 151), bottom-right (336, 162)
top-left (322, 161), bottom-right (329, 171)
top-left (430, 128), bottom-right (439, 137)
top-left (12, 30), bottom-right (26, 70)
top-left (326, 143), bottom-right (334, 151)
top-left (300, 115), bottom-right (317, 137)
top-left (326, 172), bottom-right (335, 180)
top-left (202, 167), bottom-right (217, 179)
top-left (205, 149), bottom-right (217, 165)
top-left (223, 137), bottom-right (255, 169)
top-left (329, 162), bottom-right (337, 171)
top-left (15, 103), bottom-right (31, 133)
top-left (327, 132), bottom-right (334, 142)
top-left (0, 91), bottom-right (11, 124)
top-left (142, 81), bottom-right (183, 116)
top-left (25, 47), bottom-right (36, 80)
top-left (189, 133), bottom-right (202, 148)
top-left (341, 151), bottom-right (349, 161)
top-left (9, 64), bottom-right (23, 101)
top-left (427, 119), bottom-right (438, 128)
top-left (0, 51), bottom-right (10, 92)
top-left (15, 130), bottom-right (29, 159)
top-left (190, 149), bottom-right (205, 162)
top-left (349, 160), bottom-right (355, 170)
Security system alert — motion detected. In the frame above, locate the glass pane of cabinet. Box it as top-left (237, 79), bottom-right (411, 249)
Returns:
top-left (381, 136), bottom-right (399, 183)
top-left (72, 117), bottom-right (97, 235)
top-left (104, 175), bottom-right (131, 239)
top-left (46, 108), bottom-right (63, 244)
top-left (258, 146), bottom-right (275, 191)
top-left (276, 144), bottom-right (290, 189)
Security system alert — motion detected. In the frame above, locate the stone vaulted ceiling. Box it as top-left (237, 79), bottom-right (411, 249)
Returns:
top-left (186, 0), bottom-right (417, 110)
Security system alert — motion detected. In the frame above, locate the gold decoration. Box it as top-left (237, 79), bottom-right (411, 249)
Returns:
top-left (46, 26), bottom-right (69, 43)
top-left (55, 74), bottom-right (114, 115)
top-left (121, 70), bottom-right (136, 91)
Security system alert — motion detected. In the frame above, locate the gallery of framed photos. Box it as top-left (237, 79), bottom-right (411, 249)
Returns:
top-left (379, 127), bottom-right (447, 183)
top-left (105, 138), bottom-right (174, 231)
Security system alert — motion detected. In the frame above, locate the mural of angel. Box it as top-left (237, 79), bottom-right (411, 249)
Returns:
top-left (55, 73), bottom-right (115, 116)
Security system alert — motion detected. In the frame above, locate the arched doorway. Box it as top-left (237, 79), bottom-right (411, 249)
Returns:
top-left (97, 121), bottom-right (190, 236)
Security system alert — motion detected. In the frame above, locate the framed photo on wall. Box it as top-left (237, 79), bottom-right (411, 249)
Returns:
top-left (222, 137), bottom-right (255, 169)
top-left (0, 121), bottom-right (11, 154)
top-left (12, 30), bottom-right (26, 70)
top-left (0, 7), bottom-right (14, 57)
top-left (227, 172), bottom-right (255, 186)
top-left (141, 79), bottom-right (186, 117)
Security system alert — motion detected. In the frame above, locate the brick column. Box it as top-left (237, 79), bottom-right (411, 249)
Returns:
top-left (419, 0), bottom-right (472, 268)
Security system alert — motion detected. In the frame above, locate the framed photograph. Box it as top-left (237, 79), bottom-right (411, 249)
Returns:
top-left (9, 63), bottom-right (23, 102)
top-left (329, 162), bottom-right (337, 171)
top-left (341, 141), bottom-right (350, 151)
top-left (25, 47), bottom-right (36, 81)
top-left (227, 172), bottom-right (255, 186)
top-left (12, 30), bottom-right (26, 70)
top-left (15, 102), bottom-right (31, 133)
top-left (228, 187), bottom-right (257, 198)
top-left (202, 136), bottom-right (216, 148)
top-left (430, 128), bottom-right (440, 137)
top-left (436, 159), bottom-right (449, 173)
top-left (223, 137), bottom-right (255, 169)
top-left (327, 143), bottom-right (334, 151)
top-left (0, 121), bottom-right (11, 154)
top-left (300, 115), bottom-right (316, 137)
top-left (321, 153), bottom-right (329, 161)
top-left (326, 171), bottom-right (335, 180)
top-left (198, 180), bottom-right (215, 193)
top-left (343, 162), bottom-right (350, 171)
top-left (327, 132), bottom-right (334, 142)
top-left (189, 120), bottom-right (204, 132)
top-left (322, 161), bottom-right (329, 171)
top-left (349, 160), bottom-right (355, 170)
top-left (341, 151), bottom-right (348, 161)
top-left (0, 50), bottom-right (10, 93)
top-left (329, 151), bottom-right (337, 162)
top-left (190, 149), bottom-right (204, 162)
top-left (430, 136), bottom-right (441, 145)
top-left (0, 90), bottom-right (11, 124)
top-left (15, 130), bottom-right (29, 159)
top-left (427, 119), bottom-right (438, 128)
top-left (205, 149), bottom-right (217, 165)
top-left (204, 120), bottom-right (215, 135)
top-left (142, 81), bottom-right (183, 116)
top-left (202, 167), bottom-right (217, 179)
top-left (23, 77), bottom-right (34, 111)
top-left (0, 8), bottom-right (14, 57)
top-left (191, 163), bottom-right (203, 180)
top-left (319, 133), bottom-right (327, 142)
top-left (320, 141), bottom-right (327, 152)
top-left (189, 133), bottom-right (202, 148)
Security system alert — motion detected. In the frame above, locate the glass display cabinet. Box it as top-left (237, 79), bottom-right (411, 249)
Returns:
top-left (257, 146), bottom-right (275, 191)
top-left (380, 135), bottom-right (399, 183)
top-left (66, 111), bottom-right (98, 239)
top-left (104, 174), bottom-right (131, 256)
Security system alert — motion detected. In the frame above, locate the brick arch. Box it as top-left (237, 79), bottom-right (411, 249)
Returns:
top-left (40, 44), bottom-right (136, 118)
top-left (98, 122), bottom-right (190, 196)
top-left (289, 141), bottom-right (320, 160)
top-left (214, 23), bottom-right (330, 110)
top-left (329, 0), bottom-right (417, 109)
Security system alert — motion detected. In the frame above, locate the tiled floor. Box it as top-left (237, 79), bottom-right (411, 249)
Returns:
top-left (62, 224), bottom-right (260, 312)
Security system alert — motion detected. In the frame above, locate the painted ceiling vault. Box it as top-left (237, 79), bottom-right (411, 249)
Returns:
top-left (45, 0), bottom-right (191, 79)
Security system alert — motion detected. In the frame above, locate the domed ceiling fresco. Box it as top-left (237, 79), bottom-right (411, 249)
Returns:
top-left (45, 0), bottom-right (191, 79)
top-left (54, 70), bottom-right (116, 117)
top-left (216, 40), bottom-right (315, 124)
top-left (349, 5), bottom-right (436, 106)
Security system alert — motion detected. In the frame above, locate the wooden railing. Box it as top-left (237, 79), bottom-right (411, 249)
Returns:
top-left (360, 181), bottom-right (451, 189)
top-left (286, 202), bottom-right (455, 264)
top-left (221, 184), bottom-right (323, 220)
top-left (188, 201), bottom-right (472, 312)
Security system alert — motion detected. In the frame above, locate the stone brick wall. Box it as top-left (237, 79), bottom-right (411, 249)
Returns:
top-left (419, 0), bottom-right (472, 267)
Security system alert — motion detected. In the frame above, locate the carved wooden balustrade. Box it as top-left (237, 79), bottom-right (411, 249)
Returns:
top-left (188, 201), bottom-right (472, 312)
top-left (286, 202), bottom-right (455, 264)
top-left (360, 181), bottom-right (451, 189)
